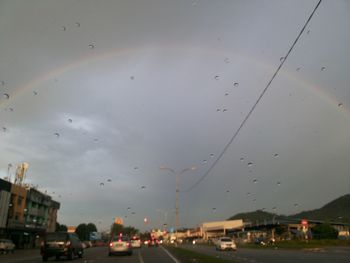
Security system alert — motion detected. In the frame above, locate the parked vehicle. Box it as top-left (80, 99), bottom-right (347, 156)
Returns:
top-left (215, 237), bottom-right (237, 251)
top-left (0, 239), bottom-right (15, 254)
top-left (108, 234), bottom-right (132, 256)
top-left (40, 232), bottom-right (83, 261)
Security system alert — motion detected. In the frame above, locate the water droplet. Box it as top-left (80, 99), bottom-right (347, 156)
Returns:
top-left (338, 103), bottom-right (343, 108)
top-left (141, 185), bottom-right (146, 189)
top-left (130, 76), bottom-right (135, 80)
top-left (68, 119), bottom-right (73, 123)
top-left (274, 153), bottom-right (279, 158)
top-left (100, 182), bottom-right (104, 187)
top-left (272, 206), bottom-right (277, 211)
top-left (214, 75), bottom-right (219, 80)
top-left (307, 30), bottom-right (310, 34)
top-left (107, 179), bottom-right (112, 182)
top-left (226, 190), bottom-right (230, 193)
top-left (212, 207), bottom-right (216, 211)
top-left (252, 199), bottom-right (256, 202)
top-left (33, 91), bottom-right (38, 95)
top-left (216, 109), bottom-right (221, 112)
top-left (253, 179), bottom-right (258, 184)
top-left (3, 93), bottom-right (10, 99)
top-left (225, 92), bottom-right (229, 96)
top-left (54, 132), bottom-right (60, 138)
top-left (277, 181), bottom-right (281, 186)
top-left (223, 109), bottom-right (227, 112)
top-left (202, 160), bottom-right (207, 164)
top-left (9, 108), bottom-right (14, 112)
top-left (2, 127), bottom-right (7, 132)
top-left (134, 166), bottom-right (139, 170)
top-left (321, 66), bottom-right (326, 71)
top-left (89, 44), bottom-right (95, 49)
top-left (246, 192), bottom-right (251, 196)
top-left (93, 138), bottom-right (99, 142)
top-left (131, 212), bottom-right (135, 215)
top-left (280, 57), bottom-right (285, 62)
top-left (233, 82), bottom-right (239, 87)
top-left (127, 207), bottom-right (131, 210)
top-left (75, 22), bottom-right (80, 27)
top-left (294, 203), bottom-right (299, 207)
top-left (210, 153), bottom-right (214, 157)
top-left (224, 58), bottom-right (230, 64)
top-left (1, 80), bottom-right (5, 85)
top-left (61, 26), bottom-right (66, 31)
top-left (247, 162), bottom-right (253, 167)
top-left (240, 157), bottom-right (245, 162)
top-left (296, 67), bottom-right (301, 71)
top-left (262, 208), bottom-right (266, 211)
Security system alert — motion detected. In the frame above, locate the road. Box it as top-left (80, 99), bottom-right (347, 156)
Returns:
top-left (181, 244), bottom-right (350, 263)
top-left (0, 246), bottom-right (180, 263)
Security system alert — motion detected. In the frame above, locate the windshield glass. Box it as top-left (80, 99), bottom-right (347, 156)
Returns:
top-left (45, 233), bottom-right (67, 242)
top-left (0, 0), bottom-right (349, 261)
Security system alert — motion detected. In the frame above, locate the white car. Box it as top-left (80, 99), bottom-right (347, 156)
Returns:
top-left (215, 237), bottom-right (237, 251)
top-left (130, 236), bottom-right (141, 248)
top-left (0, 239), bottom-right (15, 254)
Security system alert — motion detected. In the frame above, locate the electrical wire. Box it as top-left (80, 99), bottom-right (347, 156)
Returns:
top-left (183, 0), bottom-right (323, 193)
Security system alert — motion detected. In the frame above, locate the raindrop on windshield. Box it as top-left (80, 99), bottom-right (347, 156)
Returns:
top-left (210, 153), bottom-right (214, 157)
top-left (61, 26), bottom-right (66, 31)
top-left (240, 157), bottom-right (244, 162)
top-left (212, 208), bottom-right (216, 211)
top-left (233, 82), bottom-right (239, 87)
top-left (216, 109), bottom-right (221, 112)
top-left (224, 58), bottom-right (230, 63)
top-left (246, 192), bottom-right (251, 196)
top-left (253, 179), bottom-right (258, 184)
top-left (214, 75), bottom-right (219, 80)
top-left (338, 103), bottom-right (343, 108)
top-left (9, 108), bottom-right (14, 112)
top-left (321, 66), bottom-right (326, 71)
top-left (277, 181), bottom-right (281, 186)
top-left (225, 92), bottom-right (229, 96)
top-left (75, 22), bottom-right (80, 27)
top-left (141, 185), bottom-right (146, 189)
top-left (131, 212), bottom-right (135, 215)
top-left (89, 44), bottom-right (95, 49)
top-left (54, 132), bottom-right (60, 138)
top-left (100, 182), bottom-right (104, 187)
top-left (130, 76), bottom-right (135, 80)
top-left (252, 199), bottom-right (256, 202)
top-left (294, 203), bottom-right (299, 207)
top-left (68, 119), bottom-right (73, 123)
top-left (202, 160), bottom-right (207, 164)
top-left (280, 57), bottom-right (285, 62)
top-left (274, 153), bottom-right (279, 158)
top-left (226, 190), bottom-right (230, 193)
top-left (1, 80), bottom-right (5, 85)
top-left (247, 162), bottom-right (253, 167)
top-left (296, 67), bottom-right (301, 71)
top-left (3, 93), bottom-right (10, 100)
top-left (134, 166), bottom-right (139, 170)
top-left (93, 138), bottom-right (99, 142)
top-left (2, 127), bottom-right (7, 132)
top-left (107, 179), bottom-right (112, 182)
top-left (127, 207), bottom-right (131, 210)
top-left (223, 109), bottom-right (227, 112)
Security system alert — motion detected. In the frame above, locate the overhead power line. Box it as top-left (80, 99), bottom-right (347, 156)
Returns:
top-left (183, 0), bottom-right (323, 193)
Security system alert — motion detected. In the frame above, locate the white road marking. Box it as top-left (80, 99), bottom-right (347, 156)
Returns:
top-left (138, 250), bottom-right (145, 263)
top-left (160, 246), bottom-right (180, 263)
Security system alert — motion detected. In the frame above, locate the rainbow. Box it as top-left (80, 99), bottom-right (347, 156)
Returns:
top-left (1, 45), bottom-right (348, 119)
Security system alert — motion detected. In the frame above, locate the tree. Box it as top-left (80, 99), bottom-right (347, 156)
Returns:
top-left (55, 222), bottom-right (68, 232)
top-left (87, 223), bottom-right (97, 233)
top-left (75, 223), bottom-right (88, 240)
top-left (312, 223), bottom-right (338, 239)
top-left (110, 223), bottom-right (139, 237)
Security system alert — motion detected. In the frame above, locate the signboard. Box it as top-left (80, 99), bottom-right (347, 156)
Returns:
top-left (301, 219), bottom-right (308, 226)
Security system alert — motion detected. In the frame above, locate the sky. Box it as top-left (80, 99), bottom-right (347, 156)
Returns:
top-left (0, 0), bottom-right (349, 232)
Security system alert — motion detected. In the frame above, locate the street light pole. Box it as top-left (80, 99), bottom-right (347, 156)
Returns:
top-left (160, 165), bottom-right (196, 242)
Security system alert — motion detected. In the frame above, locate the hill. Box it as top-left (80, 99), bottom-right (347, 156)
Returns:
top-left (228, 194), bottom-right (350, 224)
top-left (291, 194), bottom-right (350, 223)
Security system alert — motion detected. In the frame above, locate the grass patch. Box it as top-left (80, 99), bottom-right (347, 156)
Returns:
top-left (238, 239), bottom-right (350, 249)
top-left (165, 245), bottom-right (237, 263)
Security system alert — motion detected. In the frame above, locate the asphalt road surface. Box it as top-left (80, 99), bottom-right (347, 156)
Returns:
top-left (181, 244), bottom-right (350, 263)
top-left (0, 246), bottom-right (180, 263)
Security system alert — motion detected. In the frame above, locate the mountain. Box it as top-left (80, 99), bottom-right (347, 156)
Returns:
top-left (228, 194), bottom-right (350, 224)
top-left (291, 194), bottom-right (350, 224)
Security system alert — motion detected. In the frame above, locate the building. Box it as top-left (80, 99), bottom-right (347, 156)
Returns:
top-left (201, 219), bottom-right (244, 240)
top-left (0, 179), bottom-right (11, 236)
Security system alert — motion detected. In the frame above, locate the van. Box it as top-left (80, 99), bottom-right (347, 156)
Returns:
top-left (40, 232), bottom-right (83, 261)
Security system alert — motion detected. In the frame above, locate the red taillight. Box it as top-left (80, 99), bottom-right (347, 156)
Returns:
top-left (65, 241), bottom-right (71, 247)
top-left (127, 242), bottom-right (131, 247)
top-left (148, 240), bottom-right (150, 244)
top-left (109, 242), bottom-right (113, 247)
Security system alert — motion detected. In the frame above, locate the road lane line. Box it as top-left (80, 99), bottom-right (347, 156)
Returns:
top-left (138, 249), bottom-right (145, 263)
top-left (160, 246), bottom-right (180, 263)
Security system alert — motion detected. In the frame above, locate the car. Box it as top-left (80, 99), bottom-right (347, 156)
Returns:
top-left (108, 234), bottom-right (132, 256)
top-left (215, 237), bottom-right (237, 251)
top-left (0, 239), bottom-right (15, 254)
top-left (40, 232), bottom-right (84, 261)
top-left (147, 238), bottom-right (159, 247)
top-left (130, 236), bottom-right (141, 248)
